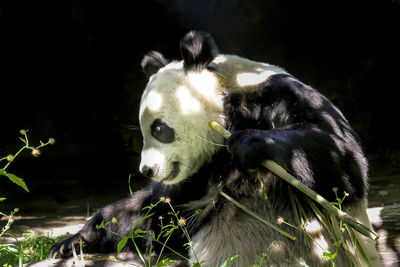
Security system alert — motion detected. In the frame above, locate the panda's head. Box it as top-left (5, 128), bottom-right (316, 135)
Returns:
top-left (138, 31), bottom-right (225, 185)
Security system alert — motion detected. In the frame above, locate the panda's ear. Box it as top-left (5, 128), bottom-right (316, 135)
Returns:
top-left (141, 51), bottom-right (169, 78)
top-left (180, 31), bottom-right (219, 71)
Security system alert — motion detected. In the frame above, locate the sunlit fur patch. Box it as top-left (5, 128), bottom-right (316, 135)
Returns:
top-left (312, 235), bottom-right (330, 261)
top-left (270, 240), bottom-right (285, 254)
top-left (176, 86), bottom-right (202, 114)
top-left (187, 71), bottom-right (222, 108)
top-left (212, 55), bottom-right (227, 64)
top-left (236, 70), bottom-right (281, 87)
top-left (303, 218), bottom-right (323, 235)
top-left (212, 55), bottom-right (287, 93)
top-left (139, 90), bottom-right (163, 118)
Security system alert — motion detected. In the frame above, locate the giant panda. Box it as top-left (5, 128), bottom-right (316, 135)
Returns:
top-left (50, 31), bottom-right (380, 266)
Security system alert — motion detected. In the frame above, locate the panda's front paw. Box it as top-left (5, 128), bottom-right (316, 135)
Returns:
top-left (227, 130), bottom-right (269, 175)
top-left (50, 233), bottom-right (86, 258)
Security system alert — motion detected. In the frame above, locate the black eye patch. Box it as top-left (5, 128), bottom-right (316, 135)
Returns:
top-left (151, 119), bottom-right (175, 143)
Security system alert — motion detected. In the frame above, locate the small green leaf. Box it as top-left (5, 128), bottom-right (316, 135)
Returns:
top-left (156, 258), bottom-right (174, 267)
top-left (193, 261), bottom-right (206, 267)
top-left (0, 169), bottom-right (5, 175)
top-left (0, 243), bottom-right (19, 254)
top-left (219, 255), bottom-right (239, 267)
top-left (163, 226), bottom-right (176, 237)
top-left (3, 172), bottom-right (29, 192)
top-left (117, 237), bottom-right (128, 253)
top-left (19, 137), bottom-right (27, 144)
top-left (0, 197), bottom-right (6, 201)
top-left (134, 228), bottom-right (149, 235)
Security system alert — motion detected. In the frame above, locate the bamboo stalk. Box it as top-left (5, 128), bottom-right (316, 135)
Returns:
top-left (219, 191), bottom-right (296, 241)
top-left (208, 121), bottom-right (379, 241)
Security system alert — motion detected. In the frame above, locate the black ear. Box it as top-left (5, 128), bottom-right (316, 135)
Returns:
top-left (179, 31), bottom-right (218, 71)
top-left (141, 51), bottom-right (169, 78)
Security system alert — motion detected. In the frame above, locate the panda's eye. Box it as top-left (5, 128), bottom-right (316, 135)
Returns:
top-left (151, 119), bottom-right (175, 143)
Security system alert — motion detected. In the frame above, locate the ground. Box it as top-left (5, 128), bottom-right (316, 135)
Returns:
top-left (0, 155), bottom-right (399, 266)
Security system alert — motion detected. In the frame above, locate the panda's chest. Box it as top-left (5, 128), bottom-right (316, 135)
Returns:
top-left (188, 200), bottom-right (295, 267)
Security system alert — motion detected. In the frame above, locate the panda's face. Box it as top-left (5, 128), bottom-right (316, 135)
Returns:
top-left (139, 62), bottom-right (225, 185)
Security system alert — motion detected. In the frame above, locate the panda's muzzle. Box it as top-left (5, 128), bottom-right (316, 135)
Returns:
top-left (162, 161), bottom-right (180, 182)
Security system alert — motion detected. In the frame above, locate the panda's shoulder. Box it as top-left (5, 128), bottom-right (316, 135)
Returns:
top-left (212, 55), bottom-right (309, 93)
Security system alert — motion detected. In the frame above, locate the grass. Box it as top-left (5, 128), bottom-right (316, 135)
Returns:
top-left (0, 231), bottom-right (66, 266)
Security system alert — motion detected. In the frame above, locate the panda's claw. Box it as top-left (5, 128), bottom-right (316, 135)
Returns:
top-left (50, 234), bottom-right (83, 259)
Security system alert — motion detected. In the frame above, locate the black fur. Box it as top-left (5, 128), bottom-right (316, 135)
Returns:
top-left (50, 149), bottom-right (229, 259)
top-left (180, 31), bottom-right (218, 71)
top-left (141, 51), bottom-right (168, 77)
top-left (50, 32), bottom-right (370, 264)
top-left (150, 119), bottom-right (175, 144)
top-left (225, 74), bottom-right (368, 202)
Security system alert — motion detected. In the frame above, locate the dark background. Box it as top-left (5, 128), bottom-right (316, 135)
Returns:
top-left (1, 0), bottom-right (399, 203)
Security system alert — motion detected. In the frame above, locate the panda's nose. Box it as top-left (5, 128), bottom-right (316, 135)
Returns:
top-left (141, 166), bottom-right (154, 178)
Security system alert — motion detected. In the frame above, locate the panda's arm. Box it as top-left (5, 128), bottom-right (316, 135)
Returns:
top-left (50, 186), bottom-right (156, 258)
top-left (226, 75), bottom-right (367, 201)
top-left (227, 124), bottom-right (366, 202)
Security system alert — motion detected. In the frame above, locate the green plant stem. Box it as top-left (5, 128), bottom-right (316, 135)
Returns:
top-left (136, 234), bottom-right (191, 262)
top-left (99, 220), bottom-right (191, 264)
top-left (156, 229), bottom-right (173, 264)
top-left (208, 121), bottom-right (379, 241)
top-left (0, 210), bottom-right (17, 237)
top-left (167, 202), bottom-right (200, 264)
top-left (2, 133), bottom-right (51, 171)
top-left (3, 146), bottom-right (26, 171)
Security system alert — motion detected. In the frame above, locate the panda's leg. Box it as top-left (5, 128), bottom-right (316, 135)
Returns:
top-left (50, 186), bottom-right (155, 258)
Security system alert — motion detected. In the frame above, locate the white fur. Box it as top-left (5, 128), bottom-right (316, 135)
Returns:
top-left (138, 54), bottom-right (380, 265)
top-left (139, 148), bottom-right (167, 180)
top-left (211, 55), bottom-right (288, 93)
top-left (139, 61), bottom-right (225, 184)
top-left (139, 54), bottom-right (288, 185)
top-left (175, 86), bottom-right (202, 114)
top-left (189, 197), bottom-right (380, 266)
